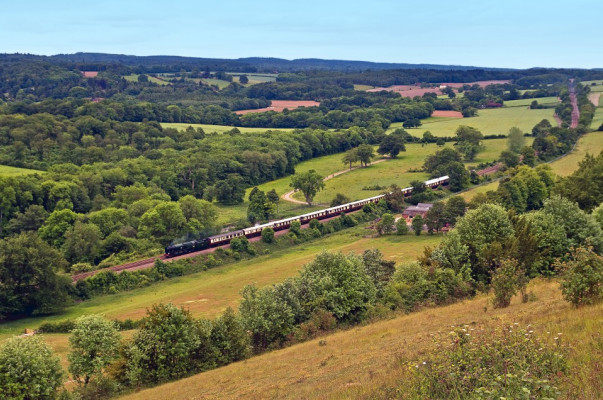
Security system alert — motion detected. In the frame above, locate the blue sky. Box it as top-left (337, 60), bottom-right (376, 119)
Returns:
top-left (1, 0), bottom-right (601, 69)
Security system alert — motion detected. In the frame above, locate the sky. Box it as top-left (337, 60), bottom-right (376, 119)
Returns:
top-left (1, 0), bottom-right (601, 69)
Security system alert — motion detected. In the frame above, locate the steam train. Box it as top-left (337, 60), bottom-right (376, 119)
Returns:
top-left (164, 175), bottom-right (450, 257)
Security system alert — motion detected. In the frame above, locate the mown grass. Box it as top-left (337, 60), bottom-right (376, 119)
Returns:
top-left (120, 279), bottom-right (602, 400)
top-left (504, 96), bottom-right (559, 107)
top-left (0, 227), bottom-right (442, 337)
top-left (396, 107), bottom-right (556, 138)
top-left (0, 165), bottom-right (44, 177)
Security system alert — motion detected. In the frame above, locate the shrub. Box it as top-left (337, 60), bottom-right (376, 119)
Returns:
top-left (558, 247), bottom-right (603, 306)
top-left (490, 258), bottom-right (523, 308)
top-left (309, 218), bottom-right (322, 231)
top-left (261, 227), bottom-right (275, 243)
top-left (402, 325), bottom-right (568, 399)
top-left (230, 236), bottom-right (249, 253)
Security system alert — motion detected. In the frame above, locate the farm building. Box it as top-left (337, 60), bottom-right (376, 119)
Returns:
top-left (401, 203), bottom-right (433, 223)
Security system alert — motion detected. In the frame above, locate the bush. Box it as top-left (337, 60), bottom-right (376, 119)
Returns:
top-left (490, 258), bottom-right (523, 309)
top-left (402, 325), bottom-right (568, 399)
top-left (261, 227), bottom-right (275, 243)
top-left (309, 218), bottom-right (322, 231)
top-left (230, 236), bottom-right (249, 253)
top-left (289, 220), bottom-right (301, 236)
top-left (38, 320), bottom-right (76, 333)
top-left (558, 247), bottom-right (603, 306)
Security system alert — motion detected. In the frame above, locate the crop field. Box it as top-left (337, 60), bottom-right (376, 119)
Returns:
top-left (226, 73), bottom-right (277, 84)
top-left (395, 106), bottom-right (556, 138)
top-left (503, 96), bottom-right (559, 107)
top-left (201, 78), bottom-right (231, 89)
top-left (123, 74), bottom-right (170, 86)
top-left (0, 165), bottom-right (44, 177)
top-left (122, 279), bottom-right (602, 400)
top-left (0, 227), bottom-right (442, 337)
top-left (160, 123), bottom-right (294, 134)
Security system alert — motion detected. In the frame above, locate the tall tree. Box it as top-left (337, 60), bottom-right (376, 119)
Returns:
top-left (454, 125), bottom-right (483, 161)
top-left (0, 336), bottom-right (64, 399)
top-left (290, 169), bottom-right (325, 206)
top-left (377, 134), bottom-right (406, 158)
top-left (507, 126), bottom-right (525, 153)
top-left (0, 233), bottom-right (69, 319)
top-left (355, 144), bottom-right (375, 167)
top-left (68, 315), bottom-right (121, 386)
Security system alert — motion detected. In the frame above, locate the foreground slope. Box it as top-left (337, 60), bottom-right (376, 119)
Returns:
top-left (121, 280), bottom-right (602, 400)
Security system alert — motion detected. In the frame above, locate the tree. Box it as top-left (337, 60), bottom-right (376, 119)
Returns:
top-left (38, 208), bottom-right (79, 247)
top-left (331, 193), bottom-right (351, 207)
top-left (507, 126), bottom-right (525, 153)
top-left (266, 189), bottom-right (280, 213)
top-left (423, 147), bottom-right (463, 174)
top-left (68, 315), bottom-right (121, 386)
top-left (210, 307), bottom-right (250, 365)
top-left (424, 202), bottom-right (446, 233)
top-left (290, 169), bottom-right (325, 206)
top-left (377, 134), bottom-right (406, 158)
top-left (412, 215), bottom-right (424, 235)
top-left (178, 195), bottom-right (218, 233)
top-left (499, 150), bottom-right (520, 168)
top-left (214, 173), bottom-right (246, 205)
top-left (0, 233), bottom-right (69, 319)
top-left (377, 213), bottom-right (395, 235)
top-left (261, 227), bottom-right (275, 243)
top-left (89, 207), bottom-right (129, 238)
top-left (558, 247), bottom-right (603, 306)
top-left (396, 218), bottom-right (409, 235)
top-left (298, 251), bottom-right (376, 320)
top-left (342, 148), bottom-right (359, 169)
top-left (520, 146), bottom-right (536, 167)
top-left (125, 304), bottom-right (202, 384)
top-left (362, 248), bottom-right (396, 296)
top-left (0, 336), bottom-right (64, 399)
top-left (444, 196), bottom-right (467, 226)
top-left (239, 284), bottom-right (295, 351)
top-left (454, 125), bottom-right (483, 161)
top-left (138, 201), bottom-right (187, 246)
top-left (553, 151), bottom-right (603, 212)
top-left (355, 144), bottom-right (375, 167)
top-left (62, 221), bottom-right (102, 264)
top-left (8, 204), bottom-right (47, 234)
top-left (446, 161), bottom-right (471, 192)
top-left (238, 75), bottom-right (249, 84)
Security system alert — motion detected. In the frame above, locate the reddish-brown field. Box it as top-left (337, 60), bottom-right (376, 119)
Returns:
top-left (235, 100), bottom-right (320, 115)
top-left (432, 110), bottom-right (463, 118)
top-left (368, 80), bottom-right (510, 98)
top-left (81, 71), bottom-right (98, 77)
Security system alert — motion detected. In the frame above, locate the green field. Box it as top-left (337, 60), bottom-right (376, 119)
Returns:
top-left (353, 84), bottom-right (375, 91)
top-left (0, 165), bottom-right (45, 177)
top-left (226, 73), bottom-right (277, 84)
top-left (549, 130), bottom-right (603, 176)
top-left (503, 96), bottom-right (559, 107)
top-left (291, 138), bottom-right (532, 204)
top-left (0, 227), bottom-right (442, 337)
top-left (123, 74), bottom-right (170, 86)
top-left (581, 80), bottom-right (603, 92)
top-left (397, 107), bottom-right (556, 138)
top-left (160, 123), bottom-right (294, 134)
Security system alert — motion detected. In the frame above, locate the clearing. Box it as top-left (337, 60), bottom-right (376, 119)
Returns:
top-left (367, 80), bottom-right (510, 98)
top-left (160, 123), bottom-right (294, 134)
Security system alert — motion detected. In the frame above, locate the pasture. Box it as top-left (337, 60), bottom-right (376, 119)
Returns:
top-left (0, 227), bottom-right (443, 337)
top-left (549, 130), bottom-right (603, 176)
top-left (503, 96), bottom-right (559, 107)
top-left (0, 165), bottom-right (44, 177)
top-left (397, 106), bottom-right (556, 138)
top-left (581, 80), bottom-right (603, 92)
top-left (226, 73), bottom-right (277, 84)
top-left (122, 279), bottom-right (602, 400)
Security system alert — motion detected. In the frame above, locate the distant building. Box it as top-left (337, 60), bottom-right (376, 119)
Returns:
top-left (402, 203), bottom-right (433, 223)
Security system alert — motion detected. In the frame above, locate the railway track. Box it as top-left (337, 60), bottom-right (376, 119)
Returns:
top-left (71, 255), bottom-right (167, 282)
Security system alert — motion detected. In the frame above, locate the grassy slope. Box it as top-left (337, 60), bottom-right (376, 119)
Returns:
top-left (122, 279), bottom-right (602, 400)
top-left (0, 165), bottom-right (45, 177)
top-left (0, 228), bottom-right (442, 337)
top-left (504, 96), bottom-right (559, 107)
top-left (398, 107), bottom-right (556, 138)
top-left (123, 74), bottom-right (170, 86)
top-left (549, 130), bottom-right (603, 176)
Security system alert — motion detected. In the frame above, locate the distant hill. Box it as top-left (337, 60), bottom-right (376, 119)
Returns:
top-left (47, 52), bottom-right (513, 72)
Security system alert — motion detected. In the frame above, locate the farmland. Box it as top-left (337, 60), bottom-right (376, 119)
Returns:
top-left (503, 96), bottom-right (559, 107)
top-left (160, 122), bottom-right (294, 134)
top-left (123, 74), bottom-right (170, 86)
top-left (395, 106), bottom-right (556, 138)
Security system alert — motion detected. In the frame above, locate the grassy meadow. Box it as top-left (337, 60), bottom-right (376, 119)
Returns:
top-left (503, 96), bottom-right (559, 107)
top-left (123, 74), bottom-right (170, 86)
top-left (160, 123), bottom-right (294, 134)
top-left (0, 165), bottom-right (45, 177)
top-left (549, 130), bottom-right (603, 176)
top-left (397, 106), bottom-right (556, 138)
top-left (121, 279), bottom-right (602, 400)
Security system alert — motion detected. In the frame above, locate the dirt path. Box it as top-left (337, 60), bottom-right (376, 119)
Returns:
top-left (281, 158), bottom-right (389, 204)
top-left (588, 92), bottom-right (601, 107)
